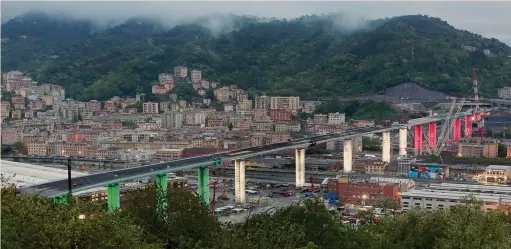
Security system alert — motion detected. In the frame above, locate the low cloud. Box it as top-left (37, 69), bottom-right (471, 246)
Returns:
top-left (2, 1), bottom-right (510, 45)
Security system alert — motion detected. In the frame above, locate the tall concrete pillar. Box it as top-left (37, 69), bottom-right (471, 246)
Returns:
top-left (234, 159), bottom-right (246, 206)
top-left (295, 148), bottom-right (305, 188)
top-left (399, 127), bottom-right (407, 157)
top-left (343, 139), bottom-right (353, 173)
top-left (107, 183), bottom-right (120, 213)
top-left (382, 131), bottom-right (391, 164)
top-left (428, 122), bottom-right (437, 149)
top-left (414, 125), bottom-right (423, 156)
top-left (453, 118), bottom-right (461, 141)
top-left (464, 115), bottom-right (472, 137)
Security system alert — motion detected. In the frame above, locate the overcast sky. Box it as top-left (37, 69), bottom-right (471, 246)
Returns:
top-left (2, 1), bottom-right (511, 45)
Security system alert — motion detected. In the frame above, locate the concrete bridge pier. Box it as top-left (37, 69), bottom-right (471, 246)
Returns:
top-left (414, 125), bottom-right (423, 156)
top-left (464, 115), bottom-right (473, 137)
top-left (428, 122), bottom-right (437, 149)
top-left (382, 131), bottom-right (391, 164)
top-left (107, 183), bottom-right (120, 213)
top-left (234, 159), bottom-right (246, 206)
top-left (155, 174), bottom-right (168, 219)
top-left (197, 167), bottom-right (210, 206)
top-left (453, 118), bottom-right (461, 141)
top-left (343, 139), bottom-right (352, 173)
top-left (295, 148), bottom-right (305, 188)
top-left (399, 127), bottom-right (408, 157)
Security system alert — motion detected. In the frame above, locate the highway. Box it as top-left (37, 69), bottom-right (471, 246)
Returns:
top-left (19, 134), bottom-right (335, 198)
top-left (18, 110), bottom-right (484, 198)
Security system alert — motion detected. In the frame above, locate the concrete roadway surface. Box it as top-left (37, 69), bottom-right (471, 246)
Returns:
top-left (18, 134), bottom-right (335, 198)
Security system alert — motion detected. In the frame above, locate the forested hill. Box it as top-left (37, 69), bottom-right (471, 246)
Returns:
top-left (2, 12), bottom-right (511, 101)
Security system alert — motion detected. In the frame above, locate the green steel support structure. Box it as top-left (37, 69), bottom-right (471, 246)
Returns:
top-left (107, 183), bottom-right (120, 213)
top-left (155, 174), bottom-right (168, 219)
top-left (197, 167), bottom-right (210, 206)
top-left (53, 195), bottom-right (67, 204)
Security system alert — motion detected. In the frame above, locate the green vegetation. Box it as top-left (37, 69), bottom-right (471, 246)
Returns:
top-left (424, 153), bottom-right (511, 166)
top-left (2, 179), bottom-right (511, 249)
top-left (2, 13), bottom-right (511, 100)
top-left (362, 136), bottom-right (381, 151)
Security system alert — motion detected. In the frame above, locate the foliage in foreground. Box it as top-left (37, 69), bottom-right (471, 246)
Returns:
top-left (2, 182), bottom-right (511, 249)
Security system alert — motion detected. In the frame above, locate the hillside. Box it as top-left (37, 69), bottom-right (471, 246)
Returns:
top-left (2, 13), bottom-right (511, 100)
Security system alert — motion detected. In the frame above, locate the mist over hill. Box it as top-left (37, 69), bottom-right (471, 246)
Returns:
top-left (2, 12), bottom-right (510, 100)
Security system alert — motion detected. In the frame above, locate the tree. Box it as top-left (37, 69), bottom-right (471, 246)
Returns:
top-left (228, 122), bottom-right (233, 131)
top-left (373, 197), bottom-right (398, 212)
top-left (1, 180), bottom-right (161, 249)
top-left (122, 185), bottom-right (221, 247)
top-left (12, 141), bottom-right (27, 153)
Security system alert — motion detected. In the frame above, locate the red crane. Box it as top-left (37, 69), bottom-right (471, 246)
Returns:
top-left (210, 180), bottom-right (219, 216)
top-left (209, 160), bottom-right (231, 216)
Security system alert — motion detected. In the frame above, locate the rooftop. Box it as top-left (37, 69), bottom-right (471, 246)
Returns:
top-left (401, 189), bottom-right (511, 203)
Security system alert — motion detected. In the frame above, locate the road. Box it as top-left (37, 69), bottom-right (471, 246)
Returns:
top-left (19, 134), bottom-right (333, 198)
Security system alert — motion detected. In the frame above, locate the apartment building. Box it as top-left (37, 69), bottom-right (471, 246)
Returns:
top-left (1, 101), bottom-right (10, 120)
top-left (328, 112), bottom-right (346, 125)
top-left (457, 138), bottom-right (498, 158)
top-left (269, 109), bottom-right (292, 122)
top-left (238, 99), bottom-right (253, 110)
top-left (269, 96), bottom-right (300, 113)
top-left (158, 73), bottom-right (174, 84)
top-left (155, 149), bottom-right (182, 161)
top-left (214, 86), bottom-right (231, 102)
top-left (162, 111), bottom-right (184, 128)
top-left (174, 66), bottom-right (188, 78)
top-left (12, 95), bottom-right (25, 110)
top-left (254, 96), bottom-right (270, 110)
top-left (26, 142), bottom-right (48, 156)
top-left (143, 102), bottom-right (159, 114)
top-left (498, 87), bottom-right (511, 99)
top-left (191, 70), bottom-right (202, 82)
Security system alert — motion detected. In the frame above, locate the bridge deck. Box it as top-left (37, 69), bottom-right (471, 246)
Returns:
top-left (19, 110), bottom-right (483, 198)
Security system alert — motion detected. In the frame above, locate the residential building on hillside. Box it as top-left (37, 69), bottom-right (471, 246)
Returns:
top-left (498, 87), bottom-right (511, 99)
top-left (328, 112), bottom-right (346, 125)
top-left (254, 95), bottom-right (270, 109)
top-left (174, 66), bottom-right (188, 78)
top-left (191, 70), bottom-right (202, 82)
top-left (269, 96), bottom-right (300, 113)
top-left (143, 102), bottom-right (159, 114)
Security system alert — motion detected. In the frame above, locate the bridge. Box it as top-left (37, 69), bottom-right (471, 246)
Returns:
top-left (18, 110), bottom-right (489, 212)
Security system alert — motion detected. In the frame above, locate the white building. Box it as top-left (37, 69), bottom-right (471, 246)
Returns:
top-left (328, 112), bottom-right (346, 125)
top-left (269, 96), bottom-right (300, 113)
top-left (498, 87), bottom-right (511, 99)
top-left (400, 189), bottom-right (511, 212)
top-left (191, 70), bottom-right (202, 82)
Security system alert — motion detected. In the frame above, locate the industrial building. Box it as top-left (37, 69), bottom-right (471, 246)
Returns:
top-left (323, 176), bottom-right (415, 206)
top-left (401, 183), bottom-right (511, 213)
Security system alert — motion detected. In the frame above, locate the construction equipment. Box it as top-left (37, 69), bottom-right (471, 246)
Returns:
top-left (435, 97), bottom-right (466, 157)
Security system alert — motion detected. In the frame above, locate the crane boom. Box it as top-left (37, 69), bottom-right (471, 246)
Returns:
top-left (435, 98), bottom-right (457, 155)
